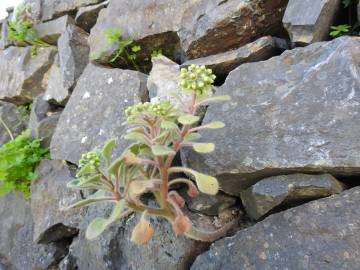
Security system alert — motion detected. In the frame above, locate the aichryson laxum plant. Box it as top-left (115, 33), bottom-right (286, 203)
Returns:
top-left (65, 64), bottom-right (233, 244)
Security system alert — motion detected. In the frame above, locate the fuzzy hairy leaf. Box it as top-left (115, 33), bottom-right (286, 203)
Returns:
top-left (151, 145), bottom-right (175, 156)
top-left (184, 133), bottom-right (202, 141)
top-left (193, 143), bottom-right (215, 153)
top-left (64, 191), bottom-right (113, 210)
top-left (193, 172), bottom-right (219, 195)
top-left (102, 139), bottom-right (116, 165)
top-left (203, 121), bottom-right (225, 129)
top-left (178, 115), bottom-right (199, 125)
top-left (197, 95), bottom-right (230, 105)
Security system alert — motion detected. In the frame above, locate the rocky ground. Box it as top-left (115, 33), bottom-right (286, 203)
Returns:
top-left (0, 0), bottom-right (360, 269)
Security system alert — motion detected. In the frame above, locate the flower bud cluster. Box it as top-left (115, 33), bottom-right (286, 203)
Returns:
top-left (79, 151), bottom-right (101, 169)
top-left (125, 101), bottom-right (174, 120)
top-left (178, 65), bottom-right (216, 96)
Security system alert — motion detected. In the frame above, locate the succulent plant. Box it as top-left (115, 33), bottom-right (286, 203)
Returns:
top-left (65, 65), bottom-right (234, 244)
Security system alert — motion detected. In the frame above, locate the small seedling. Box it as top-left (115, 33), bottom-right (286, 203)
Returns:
top-left (151, 49), bottom-right (163, 58)
top-left (330, 24), bottom-right (352, 37)
top-left (65, 65), bottom-right (235, 244)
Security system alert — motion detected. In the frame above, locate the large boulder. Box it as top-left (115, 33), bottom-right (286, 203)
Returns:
top-left (283, 0), bottom-right (341, 44)
top-left (182, 36), bottom-right (289, 77)
top-left (0, 101), bottom-right (27, 145)
top-left (192, 187), bottom-right (360, 270)
top-left (42, 0), bottom-right (106, 21)
top-left (240, 174), bottom-right (344, 220)
top-left (44, 24), bottom-right (89, 105)
top-left (50, 64), bottom-right (148, 164)
top-left (88, 0), bottom-right (194, 67)
top-left (31, 160), bottom-right (83, 244)
top-left (0, 46), bottom-right (57, 104)
top-left (0, 192), bottom-right (69, 270)
top-left (183, 36), bottom-right (360, 196)
top-left (179, 0), bottom-right (288, 59)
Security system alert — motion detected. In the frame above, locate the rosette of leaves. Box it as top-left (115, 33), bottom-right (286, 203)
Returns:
top-left (65, 65), bottom-right (234, 244)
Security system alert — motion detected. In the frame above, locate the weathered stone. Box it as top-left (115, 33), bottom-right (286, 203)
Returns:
top-left (68, 201), bottom-right (233, 270)
top-left (23, 0), bottom-right (42, 22)
top-left (44, 55), bottom-right (70, 104)
top-left (28, 94), bottom-right (61, 148)
top-left (186, 192), bottom-right (237, 216)
top-left (0, 8), bottom-right (14, 50)
top-left (183, 36), bottom-right (360, 196)
top-left (0, 192), bottom-right (69, 270)
top-left (182, 36), bottom-right (289, 77)
top-left (50, 64), bottom-right (148, 164)
top-left (42, 0), bottom-right (106, 21)
top-left (75, 1), bottom-right (109, 32)
top-left (179, 0), bottom-right (288, 59)
top-left (0, 101), bottom-right (27, 145)
top-left (192, 187), bottom-right (360, 270)
top-left (0, 46), bottom-right (57, 104)
top-left (31, 160), bottom-right (83, 244)
top-left (240, 174), bottom-right (344, 220)
top-left (44, 24), bottom-right (89, 105)
top-left (36, 15), bottom-right (75, 45)
top-left (88, 0), bottom-right (194, 66)
top-left (283, 0), bottom-right (341, 44)
top-left (147, 55), bottom-right (192, 109)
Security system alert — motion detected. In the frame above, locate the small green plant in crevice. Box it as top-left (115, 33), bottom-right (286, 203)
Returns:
top-left (104, 28), bottom-right (142, 71)
top-left (18, 103), bottom-right (32, 122)
top-left (0, 115), bottom-right (49, 198)
top-left (342, 0), bottom-right (359, 8)
top-left (7, 2), bottom-right (50, 57)
top-left (330, 24), bottom-right (352, 37)
top-left (151, 49), bottom-right (163, 58)
top-left (65, 65), bottom-right (236, 244)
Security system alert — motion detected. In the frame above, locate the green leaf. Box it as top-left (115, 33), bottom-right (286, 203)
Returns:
top-left (0, 181), bottom-right (15, 196)
top-left (76, 163), bottom-right (95, 177)
top-left (197, 95), bottom-right (230, 104)
top-left (151, 145), bottom-right (175, 156)
top-left (193, 143), bottom-right (215, 153)
top-left (184, 133), bottom-right (202, 141)
top-left (161, 120), bottom-right (178, 130)
top-left (102, 139), bottom-right (116, 165)
top-left (131, 45), bottom-right (141, 52)
top-left (107, 199), bottom-right (127, 223)
top-left (64, 191), bottom-right (113, 210)
top-left (178, 115), bottom-right (199, 125)
top-left (86, 217), bottom-right (108, 240)
top-left (203, 121), bottom-right (225, 129)
top-left (108, 156), bottom-right (125, 176)
top-left (124, 132), bottom-right (149, 144)
top-left (193, 172), bottom-right (219, 195)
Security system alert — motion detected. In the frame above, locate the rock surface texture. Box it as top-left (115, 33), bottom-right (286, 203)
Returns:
top-left (0, 101), bottom-right (27, 145)
top-left (184, 36), bottom-right (360, 195)
top-left (283, 0), bottom-right (341, 44)
top-left (50, 64), bottom-right (148, 164)
top-left (192, 187), bottom-right (360, 270)
top-left (240, 173), bottom-right (344, 220)
top-left (0, 46), bottom-right (57, 104)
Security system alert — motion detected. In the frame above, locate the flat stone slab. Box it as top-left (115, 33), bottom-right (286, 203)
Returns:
top-left (183, 36), bottom-right (360, 195)
top-left (192, 187), bottom-right (360, 270)
top-left (240, 173), bottom-right (344, 220)
top-left (50, 64), bottom-right (148, 164)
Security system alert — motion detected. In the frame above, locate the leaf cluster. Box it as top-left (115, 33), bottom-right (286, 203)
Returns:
top-left (0, 130), bottom-right (49, 198)
top-left (330, 24), bottom-right (352, 37)
top-left (65, 65), bottom-right (231, 244)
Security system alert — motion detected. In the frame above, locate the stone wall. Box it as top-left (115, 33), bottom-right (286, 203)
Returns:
top-left (1, 0), bottom-right (360, 269)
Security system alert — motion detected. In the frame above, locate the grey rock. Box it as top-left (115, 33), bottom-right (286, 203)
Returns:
top-left (88, 0), bottom-right (194, 66)
top-left (31, 160), bottom-right (83, 244)
top-left (0, 8), bottom-right (14, 50)
top-left (183, 36), bottom-right (360, 196)
top-left (0, 192), bottom-right (69, 270)
top-left (69, 202), bottom-right (217, 270)
top-left (283, 0), bottom-right (341, 44)
top-left (59, 254), bottom-right (78, 270)
top-left (36, 15), bottom-right (75, 45)
top-left (240, 174), bottom-right (344, 220)
top-left (179, 0), bottom-right (288, 59)
top-left (44, 55), bottom-right (71, 105)
top-left (187, 192), bottom-right (237, 216)
top-left (192, 186), bottom-right (360, 270)
top-left (45, 24), bottom-right (89, 105)
top-left (42, 0), bottom-right (106, 21)
top-left (182, 36), bottom-right (288, 77)
top-left (0, 101), bottom-right (27, 145)
top-left (0, 46), bottom-right (57, 104)
top-left (75, 1), bottom-right (109, 32)
top-left (23, 0), bottom-right (42, 22)
top-left (50, 64), bottom-right (148, 164)
top-left (28, 94), bottom-right (61, 148)
top-left (147, 55), bottom-right (192, 109)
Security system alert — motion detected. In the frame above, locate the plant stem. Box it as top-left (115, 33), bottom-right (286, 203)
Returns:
top-left (0, 114), bottom-right (14, 140)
